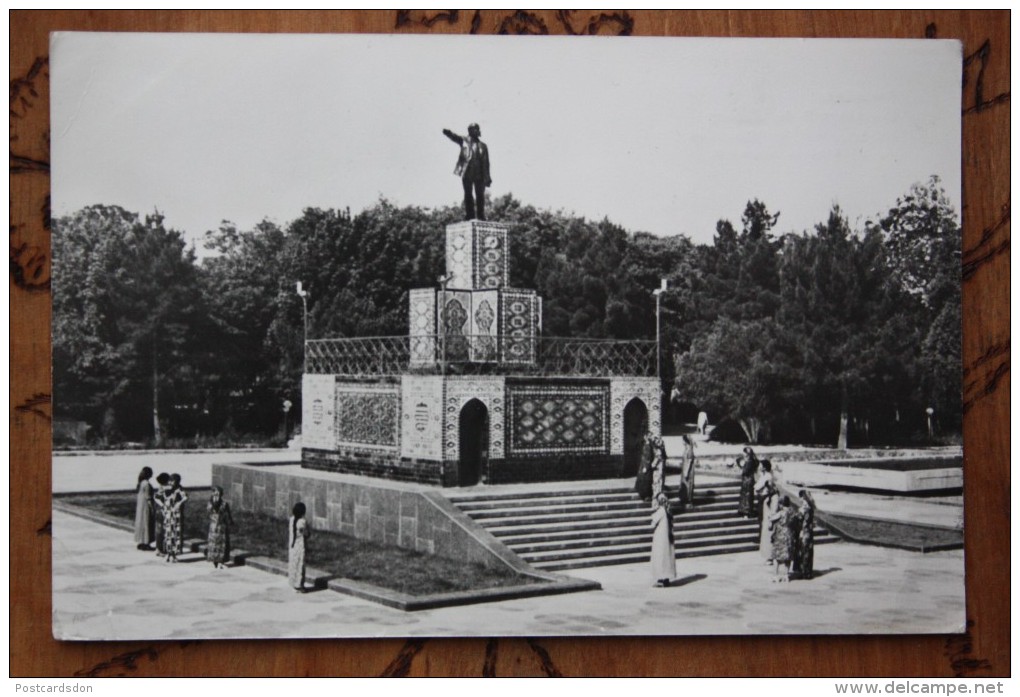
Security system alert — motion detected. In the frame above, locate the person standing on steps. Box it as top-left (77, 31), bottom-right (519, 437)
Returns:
top-left (442, 123), bottom-right (492, 221)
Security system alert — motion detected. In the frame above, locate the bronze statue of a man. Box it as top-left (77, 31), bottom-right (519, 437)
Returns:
top-left (442, 123), bottom-right (492, 221)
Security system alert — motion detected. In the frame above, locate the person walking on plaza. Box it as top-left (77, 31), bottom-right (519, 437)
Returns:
top-left (755, 460), bottom-right (778, 562)
top-left (133, 467), bottom-right (155, 550)
top-left (768, 495), bottom-right (796, 582)
top-left (792, 489), bottom-right (817, 579)
top-left (206, 486), bottom-right (234, 569)
top-left (442, 123), bottom-right (492, 221)
top-left (737, 447), bottom-right (760, 518)
top-left (288, 502), bottom-right (310, 592)
top-left (153, 472), bottom-right (171, 556)
top-left (650, 493), bottom-right (676, 587)
top-left (161, 473), bottom-right (189, 563)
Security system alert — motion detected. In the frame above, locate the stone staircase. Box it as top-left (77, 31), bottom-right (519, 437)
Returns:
top-left (446, 480), bottom-right (836, 572)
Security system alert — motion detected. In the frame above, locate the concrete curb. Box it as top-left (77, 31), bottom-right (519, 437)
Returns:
top-left (326, 575), bottom-right (601, 612)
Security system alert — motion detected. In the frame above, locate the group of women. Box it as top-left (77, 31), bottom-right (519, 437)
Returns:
top-left (132, 468), bottom-right (311, 590)
top-left (738, 448), bottom-right (817, 582)
top-left (645, 439), bottom-right (819, 588)
top-left (133, 467), bottom-right (190, 563)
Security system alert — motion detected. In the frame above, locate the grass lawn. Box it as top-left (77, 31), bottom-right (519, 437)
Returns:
top-left (59, 490), bottom-right (542, 595)
top-left (820, 512), bottom-right (963, 551)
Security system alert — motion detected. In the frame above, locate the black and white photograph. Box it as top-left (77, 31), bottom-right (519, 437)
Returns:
top-left (49, 32), bottom-right (964, 640)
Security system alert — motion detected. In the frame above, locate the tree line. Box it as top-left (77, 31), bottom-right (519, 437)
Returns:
top-left (52, 177), bottom-right (960, 448)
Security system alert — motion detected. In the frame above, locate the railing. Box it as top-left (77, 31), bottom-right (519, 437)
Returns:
top-left (305, 335), bottom-right (656, 377)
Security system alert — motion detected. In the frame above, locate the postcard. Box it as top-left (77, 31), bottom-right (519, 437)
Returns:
top-left (50, 32), bottom-right (963, 639)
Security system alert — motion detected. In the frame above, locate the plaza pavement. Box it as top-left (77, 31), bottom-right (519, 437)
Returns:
top-left (51, 508), bottom-right (965, 640)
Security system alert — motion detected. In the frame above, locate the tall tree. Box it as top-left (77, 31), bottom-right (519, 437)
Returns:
top-left (777, 207), bottom-right (907, 449)
top-left (52, 206), bottom-right (205, 442)
top-left (874, 175), bottom-right (962, 431)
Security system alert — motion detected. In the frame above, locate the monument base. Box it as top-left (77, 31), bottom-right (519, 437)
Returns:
top-left (781, 456), bottom-right (963, 493)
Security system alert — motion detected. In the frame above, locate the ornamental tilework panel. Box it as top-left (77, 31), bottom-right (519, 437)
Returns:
top-left (400, 375), bottom-right (444, 460)
top-left (470, 290), bottom-right (499, 362)
top-left (443, 377), bottom-right (506, 462)
top-left (506, 383), bottom-right (610, 455)
top-left (302, 375), bottom-right (337, 450)
top-left (609, 377), bottom-right (661, 455)
top-left (440, 290), bottom-right (472, 361)
top-left (445, 223), bottom-right (474, 291)
top-left (500, 289), bottom-right (539, 364)
top-left (408, 288), bottom-right (436, 364)
top-left (471, 223), bottom-right (509, 289)
top-left (334, 383), bottom-right (400, 451)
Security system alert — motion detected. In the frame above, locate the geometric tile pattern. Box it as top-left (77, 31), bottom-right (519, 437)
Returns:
top-left (472, 222), bottom-right (509, 289)
top-left (408, 288), bottom-right (436, 364)
top-left (506, 383), bottom-right (610, 455)
top-left (446, 220), bottom-right (510, 291)
top-left (334, 383), bottom-right (400, 451)
top-left (501, 288), bottom-right (539, 364)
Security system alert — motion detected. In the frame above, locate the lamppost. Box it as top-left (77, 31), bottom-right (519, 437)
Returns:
top-left (296, 281), bottom-right (309, 372)
top-left (652, 278), bottom-right (668, 379)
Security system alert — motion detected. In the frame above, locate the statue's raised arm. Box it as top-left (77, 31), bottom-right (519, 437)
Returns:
top-left (442, 123), bottom-right (491, 221)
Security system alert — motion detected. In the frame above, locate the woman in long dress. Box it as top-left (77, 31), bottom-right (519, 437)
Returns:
top-left (635, 433), bottom-right (664, 502)
top-left (206, 486), bottom-right (234, 569)
top-left (162, 475), bottom-right (189, 563)
top-left (768, 496), bottom-right (796, 582)
top-left (738, 447), bottom-right (760, 518)
top-left (152, 472), bottom-right (171, 556)
top-left (755, 460), bottom-right (778, 562)
top-left (288, 502), bottom-right (310, 592)
top-left (793, 489), bottom-right (816, 579)
top-left (680, 435), bottom-right (697, 509)
top-left (133, 467), bottom-right (155, 550)
top-left (650, 493), bottom-right (676, 587)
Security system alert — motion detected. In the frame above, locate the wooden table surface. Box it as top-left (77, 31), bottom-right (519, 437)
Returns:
top-left (10, 10), bottom-right (1009, 677)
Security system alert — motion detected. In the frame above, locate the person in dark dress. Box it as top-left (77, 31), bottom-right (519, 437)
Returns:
top-left (206, 486), bottom-right (234, 569)
top-left (769, 495), bottom-right (796, 582)
top-left (792, 489), bottom-right (817, 579)
top-left (737, 447), bottom-right (760, 518)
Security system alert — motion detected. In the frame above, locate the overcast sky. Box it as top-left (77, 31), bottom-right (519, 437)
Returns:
top-left (51, 33), bottom-right (961, 254)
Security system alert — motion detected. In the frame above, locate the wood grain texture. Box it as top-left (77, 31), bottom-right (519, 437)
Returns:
top-left (11, 10), bottom-right (1008, 677)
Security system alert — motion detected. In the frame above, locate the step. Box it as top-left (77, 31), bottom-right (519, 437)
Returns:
top-left (479, 508), bottom-right (738, 529)
top-left (520, 529), bottom-right (763, 564)
top-left (459, 489), bottom-right (738, 512)
top-left (497, 517), bottom-right (758, 545)
top-left (445, 482), bottom-right (740, 504)
top-left (509, 525), bottom-right (762, 555)
top-left (465, 498), bottom-right (737, 522)
top-left (532, 541), bottom-right (765, 571)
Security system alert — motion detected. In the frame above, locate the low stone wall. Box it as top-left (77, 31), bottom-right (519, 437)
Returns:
top-left (486, 454), bottom-right (625, 484)
top-left (212, 462), bottom-right (528, 573)
top-left (303, 447), bottom-right (446, 486)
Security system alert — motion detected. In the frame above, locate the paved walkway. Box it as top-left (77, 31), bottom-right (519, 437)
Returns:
top-left (52, 509), bottom-right (965, 640)
top-left (53, 448), bottom-right (299, 493)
